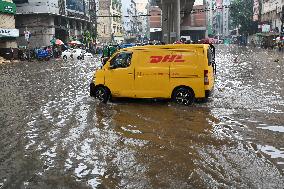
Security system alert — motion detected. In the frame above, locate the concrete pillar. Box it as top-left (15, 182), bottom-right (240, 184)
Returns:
top-left (161, 0), bottom-right (182, 43)
top-left (161, 0), bottom-right (168, 43)
top-left (175, 0), bottom-right (180, 41)
top-left (168, 3), bottom-right (172, 43)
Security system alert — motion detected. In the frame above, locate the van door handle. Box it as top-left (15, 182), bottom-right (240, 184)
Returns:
top-left (128, 73), bottom-right (133, 75)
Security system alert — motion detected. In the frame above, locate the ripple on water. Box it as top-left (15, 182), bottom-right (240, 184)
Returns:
top-left (257, 145), bottom-right (284, 159)
top-left (257, 125), bottom-right (284, 133)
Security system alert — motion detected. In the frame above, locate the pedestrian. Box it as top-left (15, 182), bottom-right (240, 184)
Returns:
top-left (251, 39), bottom-right (255, 48)
top-left (18, 48), bottom-right (24, 61)
top-left (9, 47), bottom-right (14, 61)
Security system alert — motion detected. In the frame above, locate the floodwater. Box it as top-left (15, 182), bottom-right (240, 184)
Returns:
top-left (0, 45), bottom-right (283, 189)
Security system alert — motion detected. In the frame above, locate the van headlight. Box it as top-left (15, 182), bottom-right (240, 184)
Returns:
top-left (92, 73), bottom-right (96, 82)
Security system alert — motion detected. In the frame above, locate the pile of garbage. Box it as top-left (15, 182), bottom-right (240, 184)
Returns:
top-left (0, 56), bottom-right (16, 64)
top-left (0, 56), bottom-right (7, 63)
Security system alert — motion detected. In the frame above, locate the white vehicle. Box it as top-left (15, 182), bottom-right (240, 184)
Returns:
top-left (61, 49), bottom-right (83, 60)
top-left (84, 52), bottom-right (93, 59)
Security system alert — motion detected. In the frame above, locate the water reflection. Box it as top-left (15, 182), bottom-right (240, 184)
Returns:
top-left (0, 47), bottom-right (283, 188)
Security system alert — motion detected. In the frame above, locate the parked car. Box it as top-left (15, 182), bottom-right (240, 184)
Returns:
top-left (84, 52), bottom-right (93, 59)
top-left (119, 43), bottom-right (135, 49)
top-left (61, 49), bottom-right (83, 60)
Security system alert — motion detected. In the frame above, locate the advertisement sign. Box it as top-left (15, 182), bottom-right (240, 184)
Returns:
top-left (0, 28), bottom-right (19, 38)
top-left (150, 28), bottom-right (162, 32)
top-left (262, 24), bottom-right (270, 33)
top-left (170, 32), bottom-right (176, 37)
top-left (0, 1), bottom-right (16, 14)
top-left (66, 0), bottom-right (85, 13)
top-left (24, 31), bottom-right (31, 41)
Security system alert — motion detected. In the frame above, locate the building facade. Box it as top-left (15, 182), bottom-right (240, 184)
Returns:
top-left (206, 0), bottom-right (214, 37)
top-left (222, 0), bottom-right (230, 37)
top-left (123, 0), bottom-right (139, 42)
top-left (0, 0), bottom-right (18, 53)
top-left (206, 0), bottom-right (231, 38)
top-left (181, 1), bottom-right (207, 42)
top-left (97, 0), bottom-right (123, 44)
top-left (261, 0), bottom-right (282, 33)
top-left (136, 0), bottom-right (150, 42)
top-left (14, 0), bottom-right (93, 48)
top-left (149, 6), bottom-right (162, 41)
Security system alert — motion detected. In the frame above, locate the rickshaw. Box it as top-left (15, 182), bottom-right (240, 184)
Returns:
top-left (258, 33), bottom-right (278, 49)
top-left (36, 48), bottom-right (50, 61)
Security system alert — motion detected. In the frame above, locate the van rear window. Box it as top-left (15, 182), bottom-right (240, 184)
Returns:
top-left (207, 49), bottom-right (213, 66)
top-left (208, 45), bottom-right (215, 66)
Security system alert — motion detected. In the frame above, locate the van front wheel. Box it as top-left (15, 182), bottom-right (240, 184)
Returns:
top-left (94, 87), bottom-right (110, 103)
top-left (172, 87), bottom-right (194, 106)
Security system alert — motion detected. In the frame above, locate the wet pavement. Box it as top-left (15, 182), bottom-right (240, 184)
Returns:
top-left (0, 45), bottom-right (283, 189)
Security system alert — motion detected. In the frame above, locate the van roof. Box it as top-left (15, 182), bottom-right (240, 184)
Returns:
top-left (120, 44), bottom-right (209, 52)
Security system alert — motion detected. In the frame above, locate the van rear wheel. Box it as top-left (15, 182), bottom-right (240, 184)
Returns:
top-left (172, 87), bottom-right (194, 106)
top-left (94, 86), bottom-right (110, 103)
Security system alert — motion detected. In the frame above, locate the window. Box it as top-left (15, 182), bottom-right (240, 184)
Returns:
top-left (110, 52), bottom-right (132, 69)
top-left (208, 45), bottom-right (215, 66)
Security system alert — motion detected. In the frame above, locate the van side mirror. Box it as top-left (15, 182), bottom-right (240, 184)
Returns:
top-left (102, 57), bottom-right (109, 65)
top-left (109, 64), bottom-right (116, 69)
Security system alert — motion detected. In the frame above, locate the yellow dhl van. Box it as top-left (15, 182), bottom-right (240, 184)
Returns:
top-left (90, 44), bottom-right (216, 105)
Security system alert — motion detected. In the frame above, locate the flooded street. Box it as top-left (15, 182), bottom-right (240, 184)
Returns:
top-left (0, 45), bottom-right (283, 188)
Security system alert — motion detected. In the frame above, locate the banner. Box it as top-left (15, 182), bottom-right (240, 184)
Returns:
top-left (0, 28), bottom-right (19, 38)
top-left (0, 1), bottom-right (16, 14)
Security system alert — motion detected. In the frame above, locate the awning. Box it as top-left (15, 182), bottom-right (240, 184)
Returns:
top-left (256, 32), bottom-right (279, 37)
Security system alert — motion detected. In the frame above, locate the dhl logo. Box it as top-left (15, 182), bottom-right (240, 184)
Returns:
top-left (150, 55), bottom-right (185, 63)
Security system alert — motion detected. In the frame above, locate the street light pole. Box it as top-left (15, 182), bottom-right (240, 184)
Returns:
top-left (281, 5), bottom-right (284, 36)
top-left (89, 0), bottom-right (97, 50)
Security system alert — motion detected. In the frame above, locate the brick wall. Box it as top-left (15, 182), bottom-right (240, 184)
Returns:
top-left (181, 5), bottom-right (206, 27)
top-left (149, 6), bottom-right (161, 28)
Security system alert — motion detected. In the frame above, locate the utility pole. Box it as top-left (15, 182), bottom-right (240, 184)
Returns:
top-left (281, 5), bottom-right (284, 36)
top-left (89, 0), bottom-right (97, 48)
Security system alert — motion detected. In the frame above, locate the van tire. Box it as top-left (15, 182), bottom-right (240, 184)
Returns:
top-left (94, 86), bottom-right (110, 103)
top-left (172, 87), bottom-right (195, 106)
top-left (90, 83), bottom-right (96, 97)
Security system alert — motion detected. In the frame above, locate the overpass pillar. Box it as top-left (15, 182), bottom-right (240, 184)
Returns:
top-left (175, 0), bottom-right (181, 42)
top-left (161, 0), bottom-right (181, 44)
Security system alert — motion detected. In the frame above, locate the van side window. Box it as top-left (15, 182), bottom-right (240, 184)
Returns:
top-left (110, 52), bottom-right (132, 69)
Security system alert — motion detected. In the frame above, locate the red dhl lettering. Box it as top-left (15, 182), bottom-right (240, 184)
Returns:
top-left (150, 55), bottom-right (185, 63)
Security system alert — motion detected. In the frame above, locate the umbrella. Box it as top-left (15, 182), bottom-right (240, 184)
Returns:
top-left (55, 39), bottom-right (64, 45)
top-left (69, 40), bottom-right (82, 45)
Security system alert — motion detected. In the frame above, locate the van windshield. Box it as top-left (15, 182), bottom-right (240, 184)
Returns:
top-left (110, 52), bottom-right (132, 69)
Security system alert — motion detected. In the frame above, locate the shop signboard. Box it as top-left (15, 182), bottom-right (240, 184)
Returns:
top-left (262, 24), bottom-right (270, 33)
top-left (0, 28), bottom-right (19, 38)
top-left (0, 1), bottom-right (16, 14)
top-left (24, 31), bottom-right (31, 41)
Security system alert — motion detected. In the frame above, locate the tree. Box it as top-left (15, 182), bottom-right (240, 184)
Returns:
top-left (230, 0), bottom-right (258, 35)
top-left (83, 31), bottom-right (94, 48)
